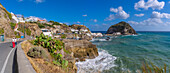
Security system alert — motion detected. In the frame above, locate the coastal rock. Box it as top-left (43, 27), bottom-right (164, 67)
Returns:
top-left (63, 39), bottom-right (99, 61)
top-left (0, 3), bottom-right (15, 37)
top-left (21, 40), bottom-right (77, 73)
top-left (106, 21), bottom-right (137, 35)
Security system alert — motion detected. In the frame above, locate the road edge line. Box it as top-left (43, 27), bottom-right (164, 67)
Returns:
top-left (0, 48), bottom-right (15, 73)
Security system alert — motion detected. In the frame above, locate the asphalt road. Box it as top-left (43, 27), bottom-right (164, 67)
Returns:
top-left (0, 41), bottom-right (21, 73)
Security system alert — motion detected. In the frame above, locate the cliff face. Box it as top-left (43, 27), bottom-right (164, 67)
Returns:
top-left (0, 4), bottom-right (15, 37)
top-left (106, 21), bottom-right (137, 35)
top-left (63, 39), bottom-right (99, 61)
top-left (19, 23), bottom-right (42, 37)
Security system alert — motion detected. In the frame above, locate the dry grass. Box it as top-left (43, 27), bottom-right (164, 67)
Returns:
top-left (141, 62), bottom-right (169, 73)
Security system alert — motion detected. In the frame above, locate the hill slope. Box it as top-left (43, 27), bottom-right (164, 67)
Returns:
top-left (0, 3), bottom-right (15, 37)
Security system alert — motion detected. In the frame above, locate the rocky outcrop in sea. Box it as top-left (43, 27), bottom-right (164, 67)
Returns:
top-left (106, 21), bottom-right (137, 35)
top-left (63, 39), bottom-right (99, 61)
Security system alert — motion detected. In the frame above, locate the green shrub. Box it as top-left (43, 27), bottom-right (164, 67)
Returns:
top-left (44, 23), bottom-right (54, 28)
top-left (4, 13), bottom-right (7, 19)
top-left (10, 23), bottom-right (16, 30)
top-left (15, 35), bottom-right (21, 38)
top-left (7, 12), bottom-right (12, 20)
top-left (49, 21), bottom-right (61, 26)
top-left (38, 23), bottom-right (45, 28)
top-left (27, 47), bottom-right (47, 58)
top-left (14, 31), bottom-right (17, 35)
top-left (61, 34), bottom-right (66, 39)
top-left (25, 28), bottom-right (31, 36)
top-left (18, 27), bottom-right (31, 36)
top-left (53, 53), bottom-right (68, 68)
top-left (0, 28), bottom-right (4, 35)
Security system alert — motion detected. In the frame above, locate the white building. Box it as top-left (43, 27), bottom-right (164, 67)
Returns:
top-left (25, 16), bottom-right (39, 22)
top-left (16, 14), bottom-right (25, 23)
top-left (41, 29), bottom-right (52, 37)
top-left (38, 19), bottom-right (47, 23)
top-left (11, 12), bottom-right (19, 23)
top-left (91, 33), bottom-right (103, 37)
top-left (71, 29), bottom-right (79, 33)
top-left (18, 17), bottom-right (25, 23)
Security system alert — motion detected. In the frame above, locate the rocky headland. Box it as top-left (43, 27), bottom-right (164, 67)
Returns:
top-left (106, 21), bottom-right (137, 35)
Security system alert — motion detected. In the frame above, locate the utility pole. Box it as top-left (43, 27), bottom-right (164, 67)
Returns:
top-left (22, 14), bottom-right (25, 38)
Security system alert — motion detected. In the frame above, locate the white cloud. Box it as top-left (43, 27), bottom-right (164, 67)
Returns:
top-left (134, 13), bottom-right (144, 17)
top-left (128, 18), bottom-right (170, 26)
top-left (169, 1), bottom-right (170, 4)
top-left (105, 6), bottom-right (130, 21)
top-left (110, 8), bottom-right (118, 13)
top-left (151, 11), bottom-right (170, 19)
top-left (77, 21), bottom-right (81, 24)
top-left (93, 19), bottom-right (98, 22)
top-left (82, 14), bottom-right (87, 17)
top-left (35, 0), bottom-right (44, 3)
top-left (102, 23), bottom-right (108, 26)
top-left (134, 0), bottom-right (165, 10)
top-left (129, 11), bottom-right (170, 26)
top-left (90, 19), bottom-right (98, 22)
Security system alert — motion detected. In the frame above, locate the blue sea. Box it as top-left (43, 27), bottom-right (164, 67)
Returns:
top-left (76, 31), bottom-right (170, 73)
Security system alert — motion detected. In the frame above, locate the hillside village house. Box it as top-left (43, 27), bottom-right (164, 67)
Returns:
top-left (80, 27), bottom-right (88, 32)
top-left (41, 29), bottom-right (52, 37)
top-left (11, 12), bottom-right (25, 23)
top-left (11, 12), bottom-right (18, 23)
top-left (25, 16), bottom-right (39, 22)
top-left (38, 19), bottom-right (47, 23)
top-left (71, 29), bottom-right (79, 34)
top-left (16, 14), bottom-right (25, 23)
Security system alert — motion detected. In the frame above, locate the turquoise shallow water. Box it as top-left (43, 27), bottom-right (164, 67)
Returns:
top-left (91, 31), bottom-right (170, 72)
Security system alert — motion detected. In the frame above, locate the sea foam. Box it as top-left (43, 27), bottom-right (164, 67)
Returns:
top-left (75, 49), bottom-right (117, 73)
top-left (91, 38), bottom-right (111, 42)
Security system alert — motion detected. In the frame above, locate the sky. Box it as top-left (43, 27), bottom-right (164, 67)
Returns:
top-left (1, 0), bottom-right (170, 31)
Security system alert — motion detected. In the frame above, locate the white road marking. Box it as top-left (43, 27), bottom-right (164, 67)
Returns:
top-left (0, 48), bottom-right (15, 73)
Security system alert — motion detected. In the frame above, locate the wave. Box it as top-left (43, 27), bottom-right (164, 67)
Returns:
top-left (124, 34), bottom-right (139, 37)
top-left (75, 49), bottom-right (117, 73)
top-left (91, 38), bottom-right (112, 42)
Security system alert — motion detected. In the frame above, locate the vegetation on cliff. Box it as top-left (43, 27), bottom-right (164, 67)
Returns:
top-left (0, 3), bottom-right (15, 37)
top-left (33, 34), bottom-right (69, 68)
top-left (10, 22), bottom-right (16, 30)
top-left (37, 23), bottom-right (45, 28)
top-left (0, 3), bottom-right (12, 20)
top-left (18, 26), bottom-right (32, 36)
top-left (0, 28), bottom-right (4, 34)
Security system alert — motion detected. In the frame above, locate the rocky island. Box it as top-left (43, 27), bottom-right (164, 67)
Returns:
top-left (106, 21), bottom-right (137, 35)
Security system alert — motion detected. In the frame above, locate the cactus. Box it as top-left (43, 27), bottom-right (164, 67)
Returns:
top-left (33, 34), bottom-right (69, 68)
